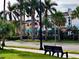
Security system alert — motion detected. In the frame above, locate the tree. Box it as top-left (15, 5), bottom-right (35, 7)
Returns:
top-left (51, 11), bottom-right (66, 41)
top-left (43, 0), bottom-right (57, 40)
top-left (0, 1), bottom-right (20, 21)
top-left (14, 0), bottom-right (28, 39)
top-left (15, 0), bottom-right (37, 38)
top-left (52, 11), bottom-right (66, 26)
top-left (42, 17), bottom-right (52, 40)
top-left (0, 20), bottom-right (15, 49)
top-left (21, 0), bottom-right (44, 40)
top-left (15, 0), bottom-right (44, 49)
top-left (0, 1), bottom-right (21, 38)
top-left (71, 6), bottom-right (79, 19)
top-left (9, 0), bottom-right (44, 40)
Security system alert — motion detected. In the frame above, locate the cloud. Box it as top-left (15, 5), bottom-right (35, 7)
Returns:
top-left (53, 0), bottom-right (79, 12)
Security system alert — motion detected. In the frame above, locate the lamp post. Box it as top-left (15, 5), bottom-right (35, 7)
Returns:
top-left (39, 0), bottom-right (43, 50)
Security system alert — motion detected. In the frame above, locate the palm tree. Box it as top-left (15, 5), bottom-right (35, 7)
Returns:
top-left (44, 0), bottom-right (57, 14)
top-left (43, 0), bottom-right (57, 40)
top-left (42, 17), bottom-right (52, 39)
top-left (13, 0), bottom-right (45, 40)
top-left (71, 6), bottom-right (79, 19)
top-left (0, 1), bottom-right (22, 39)
top-left (15, 0), bottom-right (44, 49)
top-left (1, 0), bottom-right (6, 49)
top-left (51, 11), bottom-right (66, 43)
top-left (52, 12), bottom-right (66, 26)
top-left (0, 1), bottom-right (20, 21)
top-left (28, 0), bottom-right (37, 40)
top-left (21, 0), bottom-right (44, 40)
top-left (15, 0), bottom-right (27, 39)
top-left (18, 0), bottom-right (23, 39)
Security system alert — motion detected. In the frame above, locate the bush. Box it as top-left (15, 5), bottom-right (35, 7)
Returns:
top-left (7, 36), bottom-right (20, 40)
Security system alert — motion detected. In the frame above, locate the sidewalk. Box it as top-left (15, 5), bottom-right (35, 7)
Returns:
top-left (5, 47), bottom-right (79, 59)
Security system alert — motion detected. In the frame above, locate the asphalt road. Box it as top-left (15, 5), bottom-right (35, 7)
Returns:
top-left (5, 41), bottom-right (79, 52)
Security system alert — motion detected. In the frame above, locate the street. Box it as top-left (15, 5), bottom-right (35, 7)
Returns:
top-left (5, 41), bottom-right (79, 52)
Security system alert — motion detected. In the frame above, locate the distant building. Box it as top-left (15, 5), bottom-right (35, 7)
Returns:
top-left (63, 8), bottom-right (72, 29)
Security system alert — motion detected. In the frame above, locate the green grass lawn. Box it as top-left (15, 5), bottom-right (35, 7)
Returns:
top-left (16, 39), bottom-right (79, 43)
top-left (0, 49), bottom-right (78, 59)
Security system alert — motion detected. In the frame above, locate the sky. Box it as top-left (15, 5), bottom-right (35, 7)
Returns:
top-left (0, 0), bottom-right (79, 12)
top-left (54, 0), bottom-right (79, 12)
top-left (0, 0), bottom-right (79, 28)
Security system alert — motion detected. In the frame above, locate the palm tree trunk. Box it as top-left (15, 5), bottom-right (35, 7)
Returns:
top-left (45, 9), bottom-right (48, 40)
top-left (23, 10), bottom-right (26, 36)
top-left (19, 0), bottom-right (23, 40)
top-left (19, 12), bottom-right (23, 40)
top-left (31, 9), bottom-right (35, 40)
top-left (54, 25), bottom-right (57, 46)
top-left (2, 0), bottom-right (6, 49)
top-left (45, 27), bottom-right (48, 40)
top-left (1, 37), bottom-right (5, 49)
top-left (58, 28), bottom-right (60, 40)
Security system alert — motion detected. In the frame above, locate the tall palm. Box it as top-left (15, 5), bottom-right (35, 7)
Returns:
top-left (28, 0), bottom-right (37, 39)
top-left (1, 0), bottom-right (6, 49)
top-left (11, 0), bottom-right (32, 39)
top-left (0, 1), bottom-right (20, 21)
top-left (15, 0), bottom-right (28, 39)
top-left (16, 0), bottom-right (32, 39)
top-left (22, 0), bottom-right (44, 40)
top-left (0, 1), bottom-right (21, 39)
top-left (43, 0), bottom-right (57, 40)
